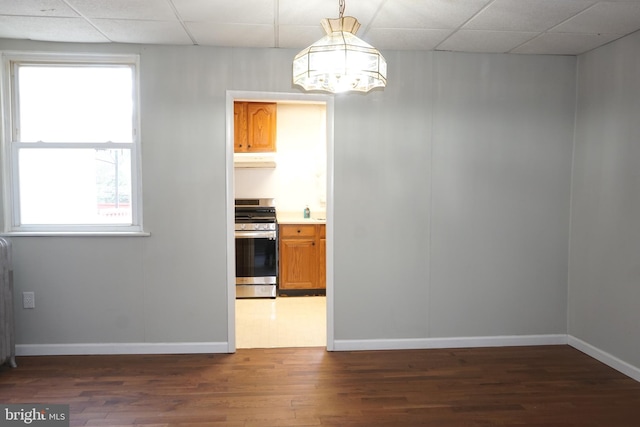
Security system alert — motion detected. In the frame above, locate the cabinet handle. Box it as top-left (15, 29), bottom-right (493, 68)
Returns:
top-left (297, 229), bottom-right (301, 233)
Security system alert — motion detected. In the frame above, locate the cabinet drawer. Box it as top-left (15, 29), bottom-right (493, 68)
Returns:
top-left (280, 224), bottom-right (316, 238)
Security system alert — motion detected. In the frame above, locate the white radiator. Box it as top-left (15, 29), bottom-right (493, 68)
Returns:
top-left (0, 237), bottom-right (16, 368)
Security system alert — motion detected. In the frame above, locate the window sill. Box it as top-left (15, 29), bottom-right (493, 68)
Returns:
top-left (0, 231), bottom-right (151, 237)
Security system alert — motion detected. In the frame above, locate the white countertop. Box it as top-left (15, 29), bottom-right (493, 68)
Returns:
top-left (277, 211), bottom-right (326, 224)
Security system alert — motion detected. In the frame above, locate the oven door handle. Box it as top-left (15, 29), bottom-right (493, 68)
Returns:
top-left (235, 231), bottom-right (277, 240)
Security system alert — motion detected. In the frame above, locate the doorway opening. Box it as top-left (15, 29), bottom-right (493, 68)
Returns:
top-left (225, 91), bottom-right (334, 352)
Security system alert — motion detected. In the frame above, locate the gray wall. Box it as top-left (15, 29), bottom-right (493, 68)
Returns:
top-left (569, 30), bottom-right (640, 369)
top-left (335, 51), bottom-right (575, 341)
top-left (1, 39), bottom-right (575, 349)
top-left (429, 53), bottom-right (574, 338)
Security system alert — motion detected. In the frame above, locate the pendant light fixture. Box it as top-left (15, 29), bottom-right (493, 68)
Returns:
top-left (292, 0), bottom-right (387, 94)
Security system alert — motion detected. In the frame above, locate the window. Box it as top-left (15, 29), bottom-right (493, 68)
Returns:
top-left (1, 53), bottom-right (142, 233)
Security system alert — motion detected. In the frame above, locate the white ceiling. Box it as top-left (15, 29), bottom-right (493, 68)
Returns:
top-left (1, 0), bottom-right (640, 55)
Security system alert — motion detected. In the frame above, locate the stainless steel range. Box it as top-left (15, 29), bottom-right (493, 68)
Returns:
top-left (235, 198), bottom-right (277, 298)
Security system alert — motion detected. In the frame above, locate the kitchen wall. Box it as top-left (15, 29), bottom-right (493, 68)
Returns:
top-left (234, 102), bottom-right (327, 215)
top-left (569, 30), bottom-right (640, 372)
top-left (0, 38), bottom-right (576, 356)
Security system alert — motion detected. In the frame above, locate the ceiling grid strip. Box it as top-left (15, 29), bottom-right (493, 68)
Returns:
top-left (167, 0), bottom-right (198, 45)
top-left (60, 0), bottom-right (113, 42)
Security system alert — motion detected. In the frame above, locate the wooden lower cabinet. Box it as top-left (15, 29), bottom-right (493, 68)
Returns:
top-left (279, 223), bottom-right (326, 291)
top-left (318, 225), bottom-right (326, 289)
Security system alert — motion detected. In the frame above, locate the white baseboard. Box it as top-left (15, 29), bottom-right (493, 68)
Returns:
top-left (16, 342), bottom-right (230, 356)
top-left (15, 336), bottom-right (567, 356)
top-left (568, 335), bottom-right (640, 383)
top-left (332, 334), bottom-right (568, 352)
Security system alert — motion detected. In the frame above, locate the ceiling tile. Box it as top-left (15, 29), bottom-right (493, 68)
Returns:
top-left (66, 0), bottom-right (178, 20)
top-left (366, 28), bottom-right (453, 51)
top-left (187, 22), bottom-right (275, 47)
top-left (512, 32), bottom-right (622, 55)
top-left (372, 0), bottom-right (492, 29)
top-left (279, 0), bottom-right (342, 26)
top-left (464, 0), bottom-right (597, 32)
top-left (551, 1), bottom-right (640, 34)
top-left (0, 0), bottom-right (638, 55)
top-left (437, 30), bottom-right (538, 53)
top-left (94, 19), bottom-right (193, 45)
top-left (0, 0), bottom-right (78, 17)
top-left (0, 16), bottom-right (109, 42)
top-left (278, 0), bottom-right (383, 26)
top-left (172, 0), bottom-right (274, 24)
top-left (278, 25), bottom-right (325, 49)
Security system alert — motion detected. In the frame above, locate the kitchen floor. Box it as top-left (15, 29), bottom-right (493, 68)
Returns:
top-left (236, 296), bottom-right (326, 348)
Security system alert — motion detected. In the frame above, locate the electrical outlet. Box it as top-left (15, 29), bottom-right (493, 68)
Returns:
top-left (23, 292), bottom-right (35, 309)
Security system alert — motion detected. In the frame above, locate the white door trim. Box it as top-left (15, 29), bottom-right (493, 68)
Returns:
top-left (225, 90), bottom-right (335, 352)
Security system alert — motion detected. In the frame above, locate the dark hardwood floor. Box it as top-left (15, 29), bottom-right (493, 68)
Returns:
top-left (1, 345), bottom-right (640, 426)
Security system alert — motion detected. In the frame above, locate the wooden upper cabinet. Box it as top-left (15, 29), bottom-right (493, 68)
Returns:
top-left (247, 103), bottom-right (276, 151)
top-left (234, 102), bottom-right (249, 152)
top-left (234, 102), bottom-right (276, 153)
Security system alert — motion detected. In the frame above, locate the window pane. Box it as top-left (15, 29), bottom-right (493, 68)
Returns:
top-left (18, 148), bottom-right (132, 225)
top-left (18, 66), bottom-right (133, 143)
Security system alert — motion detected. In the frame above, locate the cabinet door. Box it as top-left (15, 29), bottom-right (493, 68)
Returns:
top-left (279, 238), bottom-right (317, 290)
top-left (233, 102), bottom-right (248, 152)
top-left (318, 225), bottom-right (326, 289)
top-left (247, 102), bottom-right (276, 152)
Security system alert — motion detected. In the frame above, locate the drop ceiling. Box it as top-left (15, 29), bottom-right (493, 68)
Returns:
top-left (1, 0), bottom-right (639, 55)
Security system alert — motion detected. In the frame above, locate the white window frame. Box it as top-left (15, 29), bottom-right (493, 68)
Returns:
top-left (0, 52), bottom-right (144, 235)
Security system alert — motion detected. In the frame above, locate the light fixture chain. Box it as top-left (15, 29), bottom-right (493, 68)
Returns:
top-left (339, 0), bottom-right (345, 18)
